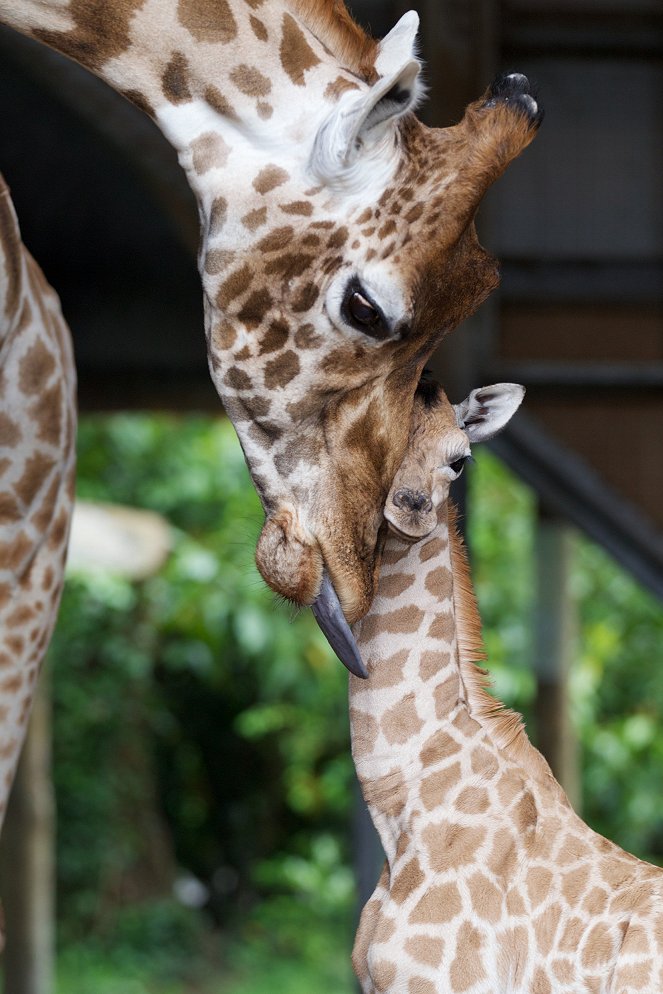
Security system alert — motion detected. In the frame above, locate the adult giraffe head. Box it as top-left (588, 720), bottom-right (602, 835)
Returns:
top-left (1, 0), bottom-right (542, 669)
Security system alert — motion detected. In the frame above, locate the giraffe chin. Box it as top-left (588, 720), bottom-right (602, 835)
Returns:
top-left (384, 513), bottom-right (436, 543)
top-left (312, 573), bottom-right (368, 679)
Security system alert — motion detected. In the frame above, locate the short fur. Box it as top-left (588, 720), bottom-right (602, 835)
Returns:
top-left (287, 0), bottom-right (378, 80)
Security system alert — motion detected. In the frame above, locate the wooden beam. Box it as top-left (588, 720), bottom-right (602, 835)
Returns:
top-left (0, 677), bottom-right (55, 994)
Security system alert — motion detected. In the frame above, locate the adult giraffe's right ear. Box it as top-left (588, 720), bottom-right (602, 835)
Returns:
top-left (310, 11), bottom-right (422, 186)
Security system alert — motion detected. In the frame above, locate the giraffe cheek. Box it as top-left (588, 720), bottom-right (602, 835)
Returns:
top-left (255, 510), bottom-right (322, 606)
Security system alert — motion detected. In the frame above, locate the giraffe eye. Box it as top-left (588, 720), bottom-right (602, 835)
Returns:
top-left (449, 455), bottom-right (472, 475)
top-left (341, 280), bottom-right (388, 340)
top-left (349, 291), bottom-right (380, 327)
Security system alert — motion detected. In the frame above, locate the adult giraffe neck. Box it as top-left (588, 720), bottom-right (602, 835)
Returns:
top-left (350, 501), bottom-right (559, 867)
top-left (0, 1), bottom-right (349, 171)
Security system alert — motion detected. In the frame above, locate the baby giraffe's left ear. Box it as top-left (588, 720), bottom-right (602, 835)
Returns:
top-left (454, 383), bottom-right (525, 443)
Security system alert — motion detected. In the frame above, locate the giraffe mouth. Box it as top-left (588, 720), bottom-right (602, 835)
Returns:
top-left (385, 511), bottom-right (435, 545)
top-left (312, 572), bottom-right (368, 679)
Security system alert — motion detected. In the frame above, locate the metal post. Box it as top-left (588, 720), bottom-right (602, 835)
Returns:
top-left (533, 503), bottom-right (581, 811)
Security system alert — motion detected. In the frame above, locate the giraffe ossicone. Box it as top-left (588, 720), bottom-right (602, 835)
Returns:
top-left (0, 0), bottom-right (542, 672)
top-left (351, 380), bottom-right (663, 993)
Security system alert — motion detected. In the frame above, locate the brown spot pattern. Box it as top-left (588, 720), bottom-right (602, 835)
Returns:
top-left (238, 289), bottom-right (273, 328)
top-left (378, 572), bottom-right (415, 599)
top-left (419, 728), bottom-right (461, 767)
top-left (391, 857), bottom-right (424, 904)
top-left (404, 935), bottom-right (444, 968)
top-left (419, 536), bottom-right (447, 562)
top-left (250, 14), bottom-right (268, 40)
top-left (425, 566), bottom-right (453, 599)
top-left (242, 207), bottom-right (267, 231)
top-left (253, 165), bottom-right (289, 195)
top-left (162, 52), bottom-right (191, 103)
top-left (350, 708), bottom-right (378, 756)
top-left (468, 872), bottom-right (503, 922)
top-left (371, 959), bottom-right (396, 992)
top-left (257, 225), bottom-right (294, 253)
top-left (258, 321), bottom-right (290, 355)
top-left (230, 64), bottom-right (271, 98)
top-left (408, 978), bottom-right (436, 994)
top-left (426, 611), bottom-right (454, 642)
top-left (280, 13), bottom-right (321, 86)
top-left (0, 413), bottom-right (21, 446)
top-left (450, 922), bottom-right (487, 990)
top-left (204, 85), bottom-right (238, 120)
top-left (359, 605), bottom-right (424, 642)
top-left (19, 339), bottom-right (55, 395)
top-left (360, 769), bottom-right (406, 817)
top-left (419, 649), bottom-right (450, 682)
top-left (324, 76), bottom-right (360, 100)
top-left (178, 0), bottom-right (237, 43)
top-left (35, 0), bottom-right (143, 73)
top-left (31, 383), bottom-right (63, 447)
top-left (224, 368), bottom-right (252, 391)
top-left (291, 284), bottom-right (319, 313)
top-left (364, 648), bottom-right (408, 691)
top-left (381, 692), bottom-right (423, 745)
top-left (14, 452), bottom-right (55, 507)
top-left (191, 132), bottom-right (229, 174)
top-left (409, 883), bottom-right (462, 925)
top-left (217, 264), bottom-right (253, 308)
top-left (280, 201), bottom-right (313, 216)
top-left (293, 324), bottom-right (322, 350)
top-left (264, 350), bottom-right (300, 389)
top-left (420, 762), bottom-right (461, 810)
top-left (423, 821), bottom-right (486, 874)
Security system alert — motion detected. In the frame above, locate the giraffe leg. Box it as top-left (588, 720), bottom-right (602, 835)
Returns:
top-left (0, 177), bottom-right (76, 842)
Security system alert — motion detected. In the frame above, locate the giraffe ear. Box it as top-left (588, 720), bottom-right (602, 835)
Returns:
top-left (310, 11), bottom-right (422, 183)
top-left (454, 383), bottom-right (525, 443)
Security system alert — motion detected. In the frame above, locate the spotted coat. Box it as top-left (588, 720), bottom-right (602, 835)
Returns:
top-left (0, 178), bottom-right (76, 824)
top-left (350, 389), bottom-right (663, 994)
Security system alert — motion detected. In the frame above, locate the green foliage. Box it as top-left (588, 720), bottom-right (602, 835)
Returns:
top-left (469, 450), bottom-right (663, 864)
top-left (51, 415), bottom-right (353, 951)
top-left (57, 895), bottom-right (353, 994)
top-left (467, 450), bottom-right (537, 717)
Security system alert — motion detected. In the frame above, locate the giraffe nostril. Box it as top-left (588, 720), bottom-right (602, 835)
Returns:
top-left (392, 489), bottom-right (433, 514)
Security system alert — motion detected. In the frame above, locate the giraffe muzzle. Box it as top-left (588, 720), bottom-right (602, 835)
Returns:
top-left (312, 572), bottom-right (368, 679)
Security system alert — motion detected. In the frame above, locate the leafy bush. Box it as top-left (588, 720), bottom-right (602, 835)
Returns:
top-left (469, 450), bottom-right (663, 864)
top-left (52, 416), bottom-right (353, 951)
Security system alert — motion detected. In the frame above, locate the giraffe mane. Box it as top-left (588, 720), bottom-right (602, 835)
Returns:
top-left (286, 0), bottom-right (379, 81)
top-left (448, 504), bottom-right (558, 788)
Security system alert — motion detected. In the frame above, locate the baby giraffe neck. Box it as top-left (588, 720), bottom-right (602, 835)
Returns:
top-left (350, 502), bottom-right (557, 867)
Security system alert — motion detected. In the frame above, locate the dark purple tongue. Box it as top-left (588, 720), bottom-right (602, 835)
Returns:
top-left (311, 571), bottom-right (368, 679)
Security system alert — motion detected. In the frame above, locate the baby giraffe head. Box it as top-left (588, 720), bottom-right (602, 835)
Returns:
top-left (385, 377), bottom-right (525, 541)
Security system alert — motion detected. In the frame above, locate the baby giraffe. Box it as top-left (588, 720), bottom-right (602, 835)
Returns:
top-left (350, 378), bottom-right (663, 994)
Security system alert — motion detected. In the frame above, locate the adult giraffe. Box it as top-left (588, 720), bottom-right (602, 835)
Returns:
top-left (0, 178), bottom-right (76, 829)
top-left (0, 1), bottom-right (542, 655)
